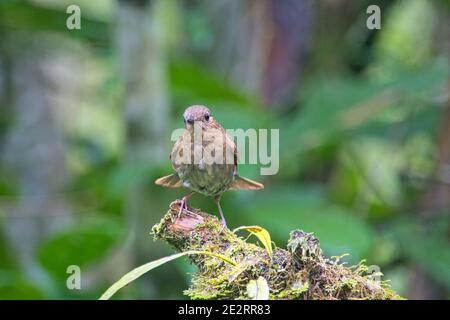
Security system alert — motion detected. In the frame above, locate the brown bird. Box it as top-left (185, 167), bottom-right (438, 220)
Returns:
top-left (155, 105), bottom-right (264, 228)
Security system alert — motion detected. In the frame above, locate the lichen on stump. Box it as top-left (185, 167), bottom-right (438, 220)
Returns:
top-left (151, 200), bottom-right (401, 300)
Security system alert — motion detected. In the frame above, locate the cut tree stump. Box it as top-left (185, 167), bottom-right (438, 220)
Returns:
top-left (151, 200), bottom-right (401, 300)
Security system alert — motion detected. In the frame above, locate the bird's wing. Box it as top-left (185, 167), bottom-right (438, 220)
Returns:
top-left (222, 129), bottom-right (238, 174)
top-left (155, 130), bottom-right (189, 188)
top-left (225, 131), bottom-right (264, 190)
top-left (170, 129), bottom-right (191, 172)
top-left (155, 173), bottom-right (183, 188)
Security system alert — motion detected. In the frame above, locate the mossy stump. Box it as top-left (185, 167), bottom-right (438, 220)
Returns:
top-left (151, 200), bottom-right (401, 300)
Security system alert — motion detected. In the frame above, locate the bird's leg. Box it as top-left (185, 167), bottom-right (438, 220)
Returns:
top-left (215, 195), bottom-right (227, 231)
top-left (177, 191), bottom-right (195, 218)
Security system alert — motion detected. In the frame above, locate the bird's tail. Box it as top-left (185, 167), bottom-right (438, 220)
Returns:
top-left (230, 176), bottom-right (264, 190)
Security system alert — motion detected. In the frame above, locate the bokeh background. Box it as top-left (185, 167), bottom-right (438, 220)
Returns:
top-left (0, 0), bottom-right (449, 299)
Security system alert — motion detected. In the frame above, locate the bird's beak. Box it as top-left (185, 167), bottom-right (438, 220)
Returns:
top-left (185, 120), bottom-right (207, 132)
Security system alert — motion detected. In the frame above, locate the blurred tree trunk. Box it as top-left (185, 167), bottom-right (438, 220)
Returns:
top-left (206, 0), bottom-right (314, 110)
top-left (409, 6), bottom-right (450, 300)
top-left (1, 38), bottom-right (74, 284)
top-left (116, 0), bottom-right (170, 297)
top-left (409, 95), bottom-right (450, 300)
top-left (409, 102), bottom-right (450, 300)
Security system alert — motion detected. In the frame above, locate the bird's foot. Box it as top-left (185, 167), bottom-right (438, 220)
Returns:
top-left (169, 199), bottom-right (182, 213)
top-left (175, 196), bottom-right (196, 219)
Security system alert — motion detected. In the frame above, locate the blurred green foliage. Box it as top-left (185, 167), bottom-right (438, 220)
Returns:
top-left (0, 0), bottom-right (449, 299)
top-left (38, 217), bottom-right (124, 281)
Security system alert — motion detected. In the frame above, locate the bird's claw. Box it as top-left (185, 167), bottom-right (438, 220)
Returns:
top-left (175, 196), bottom-right (196, 220)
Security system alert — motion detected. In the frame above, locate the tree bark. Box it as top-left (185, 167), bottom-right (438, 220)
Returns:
top-left (116, 0), bottom-right (171, 296)
top-left (206, 0), bottom-right (314, 110)
top-left (1, 36), bottom-right (75, 284)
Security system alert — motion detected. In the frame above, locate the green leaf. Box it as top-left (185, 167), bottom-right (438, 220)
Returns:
top-left (169, 60), bottom-right (249, 107)
top-left (38, 217), bottom-right (123, 280)
top-left (99, 250), bottom-right (236, 300)
top-left (282, 60), bottom-right (448, 164)
top-left (247, 277), bottom-right (270, 300)
top-left (233, 226), bottom-right (273, 259)
top-left (0, 273), bottom-right (45, 300)
top-left (0, 1), bottom-right (108, 44)
top-left (375, 0), bottom-right (436, 69)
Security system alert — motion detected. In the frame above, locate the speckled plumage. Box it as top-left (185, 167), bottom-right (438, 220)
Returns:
top-left (155, 105), bottom-right (264, 227)
top-left (170, 115), bottom-right (236, 196)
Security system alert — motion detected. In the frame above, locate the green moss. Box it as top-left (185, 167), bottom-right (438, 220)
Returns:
top-left (152, 204), bottom-right (402, 300)
top-left (274, 279), bottom-right (309, 299)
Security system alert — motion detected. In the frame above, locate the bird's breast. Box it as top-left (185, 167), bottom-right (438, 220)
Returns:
top-left (171, 126), bottom-right (236, 196)
top-left (177, 162), bottom-right (235, 196)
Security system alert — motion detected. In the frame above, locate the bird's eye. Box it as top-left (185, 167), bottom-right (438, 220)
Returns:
top-left (204, 114), bottom-right (210, 121)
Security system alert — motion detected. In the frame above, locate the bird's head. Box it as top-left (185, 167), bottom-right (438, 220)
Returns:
top-left (183, 105), bottom-right (214, 130)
